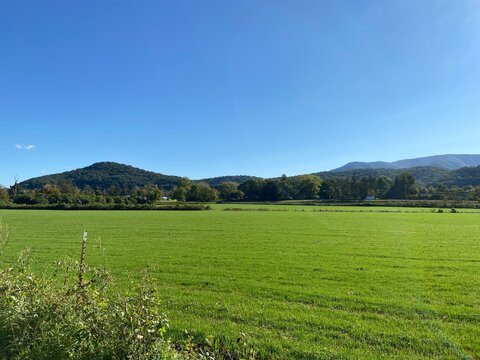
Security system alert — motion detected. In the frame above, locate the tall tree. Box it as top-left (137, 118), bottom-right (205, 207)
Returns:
top-left (376, 176), bottom-right (393, 199)
top-left (137, 184), bottom-right (163, 204)
top-left (278, 174), bottom-right (293, 200)
top-left (0, 187), bottom-right (10, 203)
top-left (261, 180), bottom-right (281, 201)
top-left (239, 180), bottom-right (264, 201)
top-left (170, 186), bottom-right (187, 201)
top-left (217, 182), bottom-right (244, 202)
top-left (388, 172), bottom-right (417, 199)
top-left (186, 183), bottom-right (217, 202)
top-left (319, 179), bottom-right (337, 200)
top-left (297, 175), bottom-right (322, 199)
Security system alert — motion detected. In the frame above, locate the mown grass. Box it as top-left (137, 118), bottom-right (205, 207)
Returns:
top-left (1, 208), bottom-right (479, 359)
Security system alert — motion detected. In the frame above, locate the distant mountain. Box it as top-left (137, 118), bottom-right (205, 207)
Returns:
top-left (19, 162), bottom-right (259, 191)
top-left (333, 154), bottom-right (480, 172)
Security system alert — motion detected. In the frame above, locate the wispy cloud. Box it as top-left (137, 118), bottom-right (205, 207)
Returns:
top-left (15, 144), bottom-right (36, 150)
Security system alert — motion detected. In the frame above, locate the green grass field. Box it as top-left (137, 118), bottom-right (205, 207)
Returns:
top-left (1, 207), bottom-right (479, 359)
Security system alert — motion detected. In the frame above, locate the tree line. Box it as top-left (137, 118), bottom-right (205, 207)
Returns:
top-left (2, 171), bottom-right (480, 207)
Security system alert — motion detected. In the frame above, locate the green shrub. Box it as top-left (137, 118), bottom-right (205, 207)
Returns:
top-left (0, 222), bottom-right (257, 360)
top-left (0, 256), bottom-right (180, 360)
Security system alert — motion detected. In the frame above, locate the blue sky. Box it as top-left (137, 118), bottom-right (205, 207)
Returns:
top-left (1, 0), bottom-right (480, 186)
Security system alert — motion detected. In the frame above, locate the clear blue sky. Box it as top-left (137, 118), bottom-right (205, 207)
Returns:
top-left (1, 0), bottom-right (480, 186)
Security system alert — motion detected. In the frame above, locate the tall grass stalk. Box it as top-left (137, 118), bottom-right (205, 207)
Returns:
top-left (0, 220), bottom-right (8, 260)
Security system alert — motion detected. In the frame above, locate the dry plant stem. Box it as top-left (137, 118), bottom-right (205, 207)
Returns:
top-left (77, 230), bottom-right (87, 304)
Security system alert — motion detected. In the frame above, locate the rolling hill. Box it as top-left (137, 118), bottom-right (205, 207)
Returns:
top-left (18, 162), bottom-right (186, 191)
top-left (18, 162), bottom-right (258, 191)
top-left (17, 155), bottom-right (480, 191)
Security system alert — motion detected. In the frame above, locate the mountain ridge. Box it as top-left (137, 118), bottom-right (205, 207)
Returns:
top-left (16, 154), bottom-right (480, 191)
top-left (333, 154), bottom-right (480, 172)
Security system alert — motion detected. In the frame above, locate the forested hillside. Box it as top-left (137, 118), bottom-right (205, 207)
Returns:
top-left (315, 166), bottom-right (451, 185)
top-left (16, 161), bottom-right (480, 193)
top-left (6, 161), bottom-right (480, 209)
top-left (195, 175), bottom-right (260, 187)
top-left (19, 162), bottom-right (258, 191)
top-left (19, 162), bottom-right (186, 191)
top-left (441, 166), bottom-right (480, 187)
